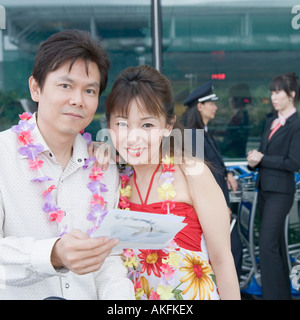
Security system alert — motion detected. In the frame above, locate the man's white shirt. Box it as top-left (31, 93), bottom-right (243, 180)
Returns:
top-left (0, 114), bottom-right (134, 300)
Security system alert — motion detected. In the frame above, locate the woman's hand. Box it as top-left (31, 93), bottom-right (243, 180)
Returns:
top-left (88, 141), bottom-right (113, 171)
top-left (247, 150), bottom-right (264, 168)
top-left (227, 172), bottom-right (238, 193)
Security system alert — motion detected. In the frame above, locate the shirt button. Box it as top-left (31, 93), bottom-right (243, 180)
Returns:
top-left (49, 153), bottom-right (53, 157)
top-left (77, 159), bottom-right (82, 162)
top-left (65, 283), bottom-right (70, 289)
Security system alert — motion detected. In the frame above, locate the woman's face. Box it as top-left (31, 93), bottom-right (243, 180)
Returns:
top-left (271, 89), bottom-right (295, 112)
top-left (197, 101), bottom-right (218, 125)
top-left (109, 98), bottom-right (172, 166)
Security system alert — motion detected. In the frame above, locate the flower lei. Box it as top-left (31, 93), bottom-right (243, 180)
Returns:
top-left (119, 156), bottom-right (182, 300)
top-left (12, 112), bottom-right (108, 236)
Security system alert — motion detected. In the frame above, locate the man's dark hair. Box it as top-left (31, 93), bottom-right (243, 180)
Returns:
top-left (31, 29), bottom-right (110, 95)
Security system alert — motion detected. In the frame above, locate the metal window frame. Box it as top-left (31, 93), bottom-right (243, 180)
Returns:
top-left (151, 0), bottom-right (162, 72)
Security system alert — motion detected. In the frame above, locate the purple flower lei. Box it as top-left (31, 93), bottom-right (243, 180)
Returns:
top-left (12, 112), bottom-right (108, 237)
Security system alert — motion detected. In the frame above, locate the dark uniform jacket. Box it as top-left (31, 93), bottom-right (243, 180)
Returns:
top-left (192, 128), bottom-right (230, 206)
top-left (253, 112), bottom-right (300, 194)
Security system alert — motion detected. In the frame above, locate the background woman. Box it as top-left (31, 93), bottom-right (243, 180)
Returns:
top-left (99, 65), bottom-right (240, 300)
top-left (182, 82), bottom-right (238, 211)
top-left (247, 72), bottom-right (300, 300)
top-left (182, 83), bottom-right (242, 281)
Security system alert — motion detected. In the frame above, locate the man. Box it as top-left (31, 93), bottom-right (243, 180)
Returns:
top-left (0, 30), bottom-right (134, 299)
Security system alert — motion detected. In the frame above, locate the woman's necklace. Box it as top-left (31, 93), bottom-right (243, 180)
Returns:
top-left (118, 155), bottom-right (176, 213)
top-left (118, 156), bottom-right (181, 300)
top-left (12, 112), bottom-right (108, 236)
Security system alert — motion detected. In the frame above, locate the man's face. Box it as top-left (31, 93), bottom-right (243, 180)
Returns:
top-left (29, 59), bottom-right (101, 138)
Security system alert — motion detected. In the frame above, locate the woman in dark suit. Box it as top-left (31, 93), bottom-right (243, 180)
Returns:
top-left (247, 72), bottom-right (300, 300)
top-left (182, 82), bottom-right (242, 279)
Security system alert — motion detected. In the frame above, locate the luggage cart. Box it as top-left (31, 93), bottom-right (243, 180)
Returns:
top-left (289, 174), bottom-right (300, 294)
top-left (235, 172), bottom-right (262, 296)
top-left (229, 169), bottom-right (300, 298)
top-left (226, 163), bottom-right (252, 233)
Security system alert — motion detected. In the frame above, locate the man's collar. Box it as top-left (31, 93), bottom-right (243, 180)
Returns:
top-left (72, 134), bottom-right (90, 167)
top-left (18, 112), bottom-right (89, 164)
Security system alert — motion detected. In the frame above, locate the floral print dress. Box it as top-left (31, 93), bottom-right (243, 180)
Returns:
top-left (125, 201), bottom-right (220, 300)
top-left (122, 162), bottom-right (220, 300)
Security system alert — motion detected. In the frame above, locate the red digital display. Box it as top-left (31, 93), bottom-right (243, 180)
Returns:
top-left (211, 73), bottom-right (226, 80)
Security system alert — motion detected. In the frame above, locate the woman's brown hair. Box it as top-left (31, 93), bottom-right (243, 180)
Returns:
top-left (106, 65), bottom-right (175, 125)
top-left (270, 72), bottom-right (300, 103)
top-left (105, 65), bottom-right (191, 161)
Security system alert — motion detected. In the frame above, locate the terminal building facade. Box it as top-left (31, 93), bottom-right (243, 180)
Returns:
top-left (0, 0), bottom-right (300, 160)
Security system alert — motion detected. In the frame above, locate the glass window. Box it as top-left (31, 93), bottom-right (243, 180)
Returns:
top-left (0, 0), bottom-right (152, 136)
top-left (1, 0), bottom-right (300, 159)
top-left (161, 0), bottom-right (300, 159)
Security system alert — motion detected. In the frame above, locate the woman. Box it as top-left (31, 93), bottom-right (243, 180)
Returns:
top-left (247, 72), bottom-right (300, 300)
top-left (182, 82), bottom-right (238, 209)
top-left (96, 65), bottom-right (240, 300)
top-left (182, 83), bottom-right (242, 281)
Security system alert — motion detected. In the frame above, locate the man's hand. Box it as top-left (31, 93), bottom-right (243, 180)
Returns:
top-left (51, 229), bottom-right (119, 275)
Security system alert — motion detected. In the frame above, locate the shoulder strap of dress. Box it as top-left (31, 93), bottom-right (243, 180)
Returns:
top-left (133, 163), bottom-right (160, 205)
